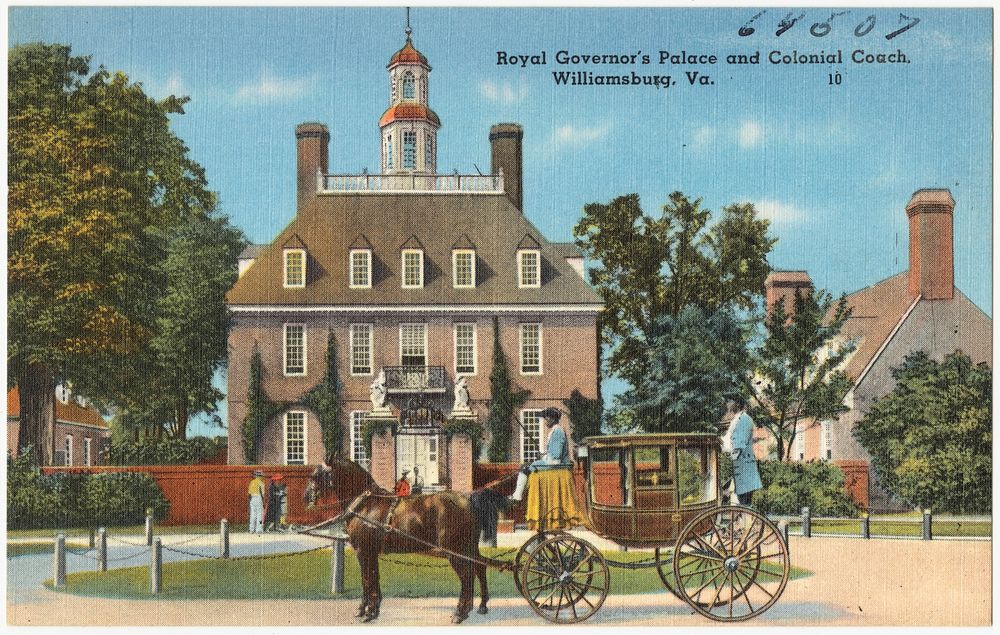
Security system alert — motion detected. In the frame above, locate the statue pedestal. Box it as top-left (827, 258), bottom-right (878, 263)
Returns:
top-left (370, 406), bottom-right (393, 418)
top-left (450, 407), bottom-right (474, 419)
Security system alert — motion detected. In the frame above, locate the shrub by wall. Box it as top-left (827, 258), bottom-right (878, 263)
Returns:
top-left (107, 436), bottom-right (226, 466)
top-left (754, 459), bottom-right (859, 517)
top-left (8, 452), bottom-right (170, 529)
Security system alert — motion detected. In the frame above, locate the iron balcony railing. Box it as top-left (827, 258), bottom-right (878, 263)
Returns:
top-left (383, 366), bottom-right (447, 393)
top-left (318, 170), bottom-right (504, 194)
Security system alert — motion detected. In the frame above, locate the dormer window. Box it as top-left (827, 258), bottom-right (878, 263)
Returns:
top-left (284, 249), bottom-right (306, 288)
top-left (402, 72), bottom-right (415, 100)
top-left (453, 249), bottom-right (476, 288)
top-left (402, 249), bottom-right (424, 288)
top-left (350, 249), bottom-right (372, 289)
top-left (518, 249), bottom-right (541, 288)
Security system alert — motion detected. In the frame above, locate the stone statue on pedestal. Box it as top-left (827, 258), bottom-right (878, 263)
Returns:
top-left (452, 376), bottom-right (473, 417)
top-left (370, 370), bottom-right (391, 416)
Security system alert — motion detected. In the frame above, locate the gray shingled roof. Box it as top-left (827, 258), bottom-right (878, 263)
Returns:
top-left (238, 244), bottom-right (264, 260)
top-left (226, 192), bottom-right (602, 306)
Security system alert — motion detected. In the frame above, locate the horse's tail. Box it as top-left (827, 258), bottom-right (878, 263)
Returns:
top-left (469, 488), bottom-right (506, 544)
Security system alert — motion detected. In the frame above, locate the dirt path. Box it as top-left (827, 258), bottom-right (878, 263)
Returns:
top-left (8, 536), bottom-right (990, 626)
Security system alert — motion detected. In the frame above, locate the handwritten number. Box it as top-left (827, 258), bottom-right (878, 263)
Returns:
top-left (885, 13), bottom-right (920, 40)
top-left (854, 15), bottom-right (876, 37)
top-left (810, 11), bottom-right (848, 38)
top-left (739, 10), bottom-right (766, 37)
top-left (775, 12), bottom-right (805, 37)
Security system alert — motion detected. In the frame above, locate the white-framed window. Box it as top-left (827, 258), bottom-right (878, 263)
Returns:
top-left (283, 323), bottom-right (307, 376)
top-left (454, 323), bottom-right (477, 375)
top-left (283, 249), bottom-right (306, 288)
top-left (350, 249), bottom-right (372, 289)
top-left (284, 411), bottom-right (306, 465)
top-left (386, 133), bottom-right (393, 170)
top-left (519, 323), bottom-right (542, 374)
top-left (796, 422), bottom-right (805, 461)
top-left (83, 437), bottom-right (92, 467)
top-left (402, 249), bottom-right (424, 288)
top-left (520, 409), bottom-right (544, 463)
top-left (518, 249), bottom-right (541, 288)
top-left (350, 324), bottom-right (373, 375)
top-left (351, 411), bottom-right (369, 469)
top-left (822, 420), bottom-right (832, 460)
top-left (402, 71), bottom-right (415, 99)
top-left (403, 131), bottom-right (416, 169)
top-left (390, 76), bottom-right (397, 102)
top-left (400, 323), bottom-right (427, 366)
top-left (425, 131), bottom-right (434, 170)
top-left (452, 249), bottom-right (475, 288)
top-left (64, 434), bottom-right (73, 466)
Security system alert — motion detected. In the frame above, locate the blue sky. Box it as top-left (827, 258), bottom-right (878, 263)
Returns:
top-left (9, 7), bottom-right (992, 436)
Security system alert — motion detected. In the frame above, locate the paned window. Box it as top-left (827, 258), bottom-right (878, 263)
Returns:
top-left (402, 249), bottom-right (424, 288)
top-left (83, 438), bottom-right (92, 467)
top-left (64, 435), bottom-right (73, 466)
top-left (425, 131), bottom-right (434, 170)
top-left (400, 323), bottom-right (427, 366)
top-left (350, 249), bottom-right (371, 288)
top-left (350, 324), bottom-right (373, 375)
top-left (386, 134), bottom-right (393, 170)
top-left (284, 411), bottom-right (306, 465)
top-left (351, 411), bottom-right (369, 469)
top-left (455, 323), bottom-right (476, 375)
top-left (284, 249), bottom-right (305, 288)
top-left (518, 250), bottom-right (541, 288)
top-left (284, 324), bottom-right (306, 376)
top-left (796, 423), bottom-right (806, 461)
top-left (403, 131), bottom-right (416, 169)
top-left (520, 410), bottom-right (544, 463)
top-left (520, 323), bottom-right (542, 374)
top-left (453, 250), bottom-right (475, 288)
top-left (402, 72), bottom-right (415, 99)
top-left (822, 420), bottom-right (832, 460)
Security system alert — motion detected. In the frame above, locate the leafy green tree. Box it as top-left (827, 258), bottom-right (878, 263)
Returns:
top-left (572, 192), bottom-right (774, 395)
top-left (751, 288), bottom-right (855, 461)
top-left (9, 43), bottom-right (216, 462)
top-left (563, 389), bottom-right (602, 443)
top-left (626, 305), bottom-right (749, 433)
top-left (486, 317), bottom-right (530, 462)
top-left (854, 351), bottom-right (991, 513)
top-left (754, 460), bottom-right (859, 516)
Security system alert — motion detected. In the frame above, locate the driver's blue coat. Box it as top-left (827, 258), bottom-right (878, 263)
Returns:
top-left (731, 412), bottom-right (763, 495)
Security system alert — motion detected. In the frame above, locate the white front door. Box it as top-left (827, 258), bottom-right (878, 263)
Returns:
top-left (396, 434), bottom-right (439, 487)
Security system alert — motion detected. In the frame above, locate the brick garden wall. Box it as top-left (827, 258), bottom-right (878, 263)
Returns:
top-left (41, 465), bottom-right (333, 526)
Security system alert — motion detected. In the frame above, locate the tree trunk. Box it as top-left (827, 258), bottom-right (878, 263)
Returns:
top-left (175, 399), bottom-right (188, 440)
top-left (16, 362), bottom-right (56, 465)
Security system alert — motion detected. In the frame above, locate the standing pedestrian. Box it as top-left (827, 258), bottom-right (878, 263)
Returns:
top-left (395, 469), bottom-right (411, 497)
top-left (411, 466), bottom-right (424, 495)
top-left (724, 396), bottom-right (762, 506)
top-left (248, 469), bottom-right (266, 534)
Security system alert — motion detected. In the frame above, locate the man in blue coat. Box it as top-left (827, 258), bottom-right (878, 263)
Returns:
top-left (724, 396), bottom-right (762, 506)
top-left (509, 408), bottom-right (569, 501)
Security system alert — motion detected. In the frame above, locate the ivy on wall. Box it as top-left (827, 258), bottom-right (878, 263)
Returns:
top-left (301, 332), bottom-right (343, 460)
top-left (486, 316), bottom-right (530, 462)
top-left (242, 344), bottom-right (280, 464)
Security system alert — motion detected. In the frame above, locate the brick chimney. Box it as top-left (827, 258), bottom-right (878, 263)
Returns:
top-left (489, 123), bottom-right (523, 211)
top-left (764, 270), bottom-right (813, 319)
top-left (906, 188), bottom-right (954, 300)
top-left (296, 122), bottom-right (329, 212)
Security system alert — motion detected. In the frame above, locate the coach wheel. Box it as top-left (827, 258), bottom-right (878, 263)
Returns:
top-left (520, 535), bottom-right (609, 623)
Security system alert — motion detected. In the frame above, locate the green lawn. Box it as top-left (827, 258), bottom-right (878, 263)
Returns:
top-left (47, 548), bottom-right (811, 600)
top-left (787, 518), bottom-right (991, 538)
top-left (8, 542), bottom-right (58, 557)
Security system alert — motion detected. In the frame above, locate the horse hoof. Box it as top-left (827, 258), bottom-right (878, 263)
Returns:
top-left (477, 606), bottom-right (489, 615)
top-left (451, 614), bottom-right (468, 624)
top-left (361, 615), bottom-right (378, 623)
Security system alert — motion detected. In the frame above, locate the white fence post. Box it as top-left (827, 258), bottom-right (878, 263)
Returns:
top-left (53, 533), bottom-right (67, 589)
top-left (97, 528), bottom-right (107, 572)
top-left (150, 537), bottom-right (162, 594)
top-left (220, 519), bottom-right (230, 559)
top-left (145, 513), bottom-right (153, 546)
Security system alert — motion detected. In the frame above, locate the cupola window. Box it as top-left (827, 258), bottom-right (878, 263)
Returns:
top-left (402, 72), bottom-right (415, 99)
top-left (403, 131), bottom-right (417, 169)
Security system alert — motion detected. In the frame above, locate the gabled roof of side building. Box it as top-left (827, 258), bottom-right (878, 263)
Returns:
top-left (6, 387), bottom-right (109, 429)
top-left (226, 192), bottom-right (602, 307)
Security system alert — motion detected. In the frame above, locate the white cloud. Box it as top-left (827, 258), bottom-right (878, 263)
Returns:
top-left (738, 120), bottom-right (763, 149)
top-left (551, 122), bottom-right (612, 147)
top-left (235, 70), bottom-right (317, 102)
top-left (691, 125), bottom-right (716, 149)
top-left (749, 198), bottom-right (807, 225)
top-left (480, 79), bottom-right (528, 104)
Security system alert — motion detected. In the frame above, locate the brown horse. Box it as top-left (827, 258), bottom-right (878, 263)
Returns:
top-left (305, 456), bottom-right (506, 623)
